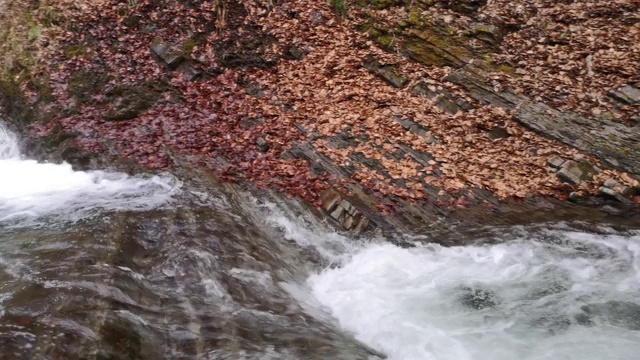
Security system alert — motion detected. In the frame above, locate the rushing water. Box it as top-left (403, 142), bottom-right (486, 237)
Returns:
top-left (1, 123), bottom-right (639, 359)
top-left (0, 124), bottom-right (180, 227)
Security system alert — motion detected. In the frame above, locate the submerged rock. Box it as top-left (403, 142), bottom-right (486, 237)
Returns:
top-left (578, 301), bottom-right (640, 331)
top-left (459, 287), bottom-right (499, 310)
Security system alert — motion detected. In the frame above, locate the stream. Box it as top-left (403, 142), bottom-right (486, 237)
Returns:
top-left (1, 123), bottom-right (639, 359)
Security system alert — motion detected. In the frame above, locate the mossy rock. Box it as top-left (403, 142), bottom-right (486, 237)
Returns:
top-left (355, 0), bottom-right (404, 9)
top-left (0, 78), bottom-right (35, 127)
top-left (68, 71), bottom-right (109, 104)
top-left (359, 22), bottom-right (398, 50)
top-left (103, 84), bottom-right (159, 121)
top-left (64, 45), bottom-right (88, 59)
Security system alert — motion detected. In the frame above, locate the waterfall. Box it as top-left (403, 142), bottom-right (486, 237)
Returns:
top-left (0, 122), bottom-right (180, 227)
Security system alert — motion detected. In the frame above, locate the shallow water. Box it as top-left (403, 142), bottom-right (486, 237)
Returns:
top-left (1, 123), bottom-right (639, 359)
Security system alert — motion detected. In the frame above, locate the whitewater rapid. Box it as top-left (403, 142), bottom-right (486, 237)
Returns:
top-left (0, 123), bottom-right (180, 226)
top-left (305, 229), bottom-right (640, 360)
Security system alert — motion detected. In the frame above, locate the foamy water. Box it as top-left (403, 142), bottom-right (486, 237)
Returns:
top-left (306, 230), bottom-right (640, 360)
top-left (0, 123), bottom-right (180, 227)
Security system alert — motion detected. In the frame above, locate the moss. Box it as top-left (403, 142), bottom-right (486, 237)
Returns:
top-left (64, 45), bottom-right (88, 59)
top-left (0, 78), bottom-right (35, 126)
top-left (407, 7), bottom-right (424, 26)
top-left (598, 112), bottom-right (615, 121)
top-left (356, 0), bottom-right (403, 9)
top-left (28, 76), bottom-right (55, 104)
top-left (358, 22), bottom-right (397, 50)
top-left (68, 71), bottom-right (108, 104)
top-left (180, 38), bottom-right (198, 57)
top-left (38, 7), bottom-right (61, 27)
top-left (331, 0), bottom-right (348, 16)
top-left (401, 27), bottom-right (473, 67)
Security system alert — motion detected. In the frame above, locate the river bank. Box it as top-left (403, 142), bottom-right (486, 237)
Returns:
top-left (1, 0), bottom-right (639, 235)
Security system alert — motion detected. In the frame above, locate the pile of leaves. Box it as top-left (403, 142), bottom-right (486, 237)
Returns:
top-left (8, 0), bottom-right (639, 208)
top-left (482, 0), bottom-right (640, 121)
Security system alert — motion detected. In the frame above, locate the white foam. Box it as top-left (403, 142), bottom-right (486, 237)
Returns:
top-left (308, 232), bottom-right (640, 360)
top-left (0, 123), bottom-right (180, 227)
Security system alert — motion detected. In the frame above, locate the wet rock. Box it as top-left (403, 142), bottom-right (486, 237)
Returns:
top-left (569, 191), bottom-right (590, 204)
top-left (547, 156), bottom-right (566, 169)
top-left (485, 126), bottom-right (510, 141)
top-left (608, 85), bottom-right (640, 105)
top-left (556, 160), bottom-right (597, 185)
top-left (321, 188), bottom-right (371, 233)
top-left (514, 102), bottom-right (640, 176)
top-left (598, 179), bottom-right (629, 202)
top-left (446, 65), bottom-right (526, 108)
top-left (411, 82), bottom-right (473, 114)
top-left (579, 301), bottom-right (640, 331)
top-left (472, 23), bottom-right (502, 47)
top-left (459, 287), bottom-right (498, 310)
top-left (102, 85), bottom-right (157, 121)
top-left (287, 46), bottom-right (307, 60)
top-left (364, 57), bottom-right (408, 88)
top-left (392, 116), bottom-right (429, 137)
top-left (180, 63), bottom-right (201, 81)
top-left (256, 137), bottom-right (270, 152)
top-left (447, 0), bottom-right (487, 15)
top-left (151, 38), bottom-right (185, 70)
top-left (599, 186), bottom-right (628, 202)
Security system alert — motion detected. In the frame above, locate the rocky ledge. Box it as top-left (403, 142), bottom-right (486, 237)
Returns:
top-left (0, 0), bottom-right (638, 235)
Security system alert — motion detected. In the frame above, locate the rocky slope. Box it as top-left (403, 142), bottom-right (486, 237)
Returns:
top-left (0, 0), bottom-right (639, 234)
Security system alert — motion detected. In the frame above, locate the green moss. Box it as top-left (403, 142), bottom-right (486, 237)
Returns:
top-left (598, 112), bottom-right (615, 121)
top-left (356, 0), bottom-right (403, 9)
top-left (39, 7), bottom-right (61, 27)
top-left (359, 22), bottom-right (398, 50)
top-left (407, 7), bottom-right (423, 26)
top-left (331, 0), bottom-right (348, 16)
top-left (0, 78), bottom-right (35, 126)
top-left (401, 27), bottom-right (473, 67)
top-left (29, 76), bottom-right (55, 104)
top-left (64, 45), bottom-right (88, 59)
top-left (180, 38), bottom-right (198, 57)
top-left (27, 25), bottom-right (42, 41)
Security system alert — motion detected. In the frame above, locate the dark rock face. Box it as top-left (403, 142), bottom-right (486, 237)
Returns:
top-left (103, 85), bottom-right (158, 121)
top-left (321, 189), bottom-right (372, 233)
top-left (151, 38), bottom-right (185, 70)
top-left (445, 64), bottom-right (639, 177)
top-left (515, 102), bottom-right (640, 176)
top-left (412, 82), bottom-right (474, 114)
top-left (608, 85), bottom-right (640, 105)
top-left (364, 57), bottom-right (408, 88)
top-left (442, 0), bottom-right (488, 15)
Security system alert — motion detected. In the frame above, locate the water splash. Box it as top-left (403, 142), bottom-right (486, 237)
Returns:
top-left (0, 123), bottom-right (180, 227)
top-left (0, 124), bottom-right (20, 160)
top-left (308, 230), bottom-right (640, 360)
